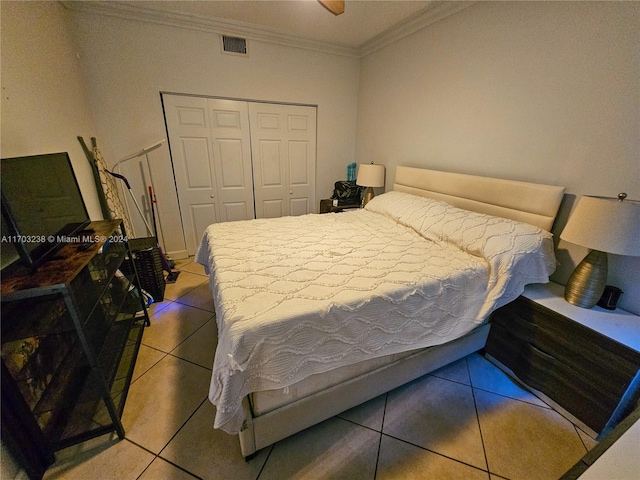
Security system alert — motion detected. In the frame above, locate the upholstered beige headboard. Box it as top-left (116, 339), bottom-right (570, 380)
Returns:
top-left (393, 166), bottom-right (565, 231)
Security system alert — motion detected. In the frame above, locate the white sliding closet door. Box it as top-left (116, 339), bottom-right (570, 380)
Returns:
top-left (164, 95), bottom-right (254, 255)
top-left (164, 94), bottom-right (317, 254)
top-left (249, 103), bottom-right (316, 219)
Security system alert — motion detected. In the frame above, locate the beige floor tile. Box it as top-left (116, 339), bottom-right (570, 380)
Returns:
top-left (171, 318), bottom-right (218, 369)
top-left (469, 353), bottom-right (548, 407)
top-left (48, 432), bottom-right (118, 462)
top-left (175, 282), bottom-right (216, 312)
top-left (163, 271), bottom-right (208, 301)
top-left (139, 457), bottom-right (199, 480)
top-left (173, 257), bottom-right (194, 270)
top-left (338, 393), bottom-right (387, 431)
top-left (179, 260), bottom-right (207, 277)
top-left (147, 298), bottom-right (172, 316)
top-left (132, 344), bottom-right (167, 382)
top-left (258, 416), bottom-right (380, 480)
top-left (384, 375), bottom-right (487, 470)
top-left (121, 355), bottom-right (211, 454)
top-left (36, 343), bottom-right (605, 480)
top-left (429, 356), bottom-right (471, 385)
top-left (577, 427), bottom-right (598, 451)
top-left (376, 435), bottom-right (488, 480)
top-left (475, 388), bottom-right (587, 480)
top-left (44, 437), bottom-right (154, 480)
top-left (160, 400), bottom-right (270, 480)
top-left (142, 302), bottom-right (213, 353)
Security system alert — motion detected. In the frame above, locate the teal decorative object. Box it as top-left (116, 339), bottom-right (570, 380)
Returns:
top-left (347, 162), bottom-right (356, 181)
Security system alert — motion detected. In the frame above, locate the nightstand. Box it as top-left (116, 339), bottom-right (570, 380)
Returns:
top-left (319, 198), bottom-right (360, 214)
top-left (485, 282), bottom-right (640, 439)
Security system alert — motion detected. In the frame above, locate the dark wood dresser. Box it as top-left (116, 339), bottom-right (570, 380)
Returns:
top-left (485, 282), bottom-right (640, 439)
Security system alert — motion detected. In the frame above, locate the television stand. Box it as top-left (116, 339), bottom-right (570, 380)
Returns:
top-left (0, 220), bottom-right (149, 480)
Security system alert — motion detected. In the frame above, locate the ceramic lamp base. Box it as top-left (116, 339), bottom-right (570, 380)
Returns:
top-left (361, 187), bottom-right (375, 207)
top-left (564, 250), bottom-right (608, 308)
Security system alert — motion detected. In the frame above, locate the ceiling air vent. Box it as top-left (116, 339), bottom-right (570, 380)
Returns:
top-left (222, 35), bottom-right (248, 56)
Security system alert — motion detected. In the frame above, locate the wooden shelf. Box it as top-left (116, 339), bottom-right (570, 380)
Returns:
top-left (1, 220), bottom-right (123, 299)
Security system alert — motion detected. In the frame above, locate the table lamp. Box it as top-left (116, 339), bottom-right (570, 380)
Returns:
top-left (356, 163), bottom-right (385, 207)
top-left (560, 193), bottom-right (640, 308)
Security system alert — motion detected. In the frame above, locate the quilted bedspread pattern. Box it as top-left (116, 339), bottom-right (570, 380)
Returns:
top-left (196, 192), bottom-right (556, 434)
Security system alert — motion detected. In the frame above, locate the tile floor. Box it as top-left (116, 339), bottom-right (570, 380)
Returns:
top-left (43, 257), bottom-right (598, 480)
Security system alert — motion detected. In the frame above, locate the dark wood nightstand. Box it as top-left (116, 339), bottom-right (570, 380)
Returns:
top-left (319, 198), bottom-right (361, 214)
top-left (485, 282), bottom-right (640, 439)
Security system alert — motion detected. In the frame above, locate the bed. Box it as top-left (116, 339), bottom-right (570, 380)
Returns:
top-left (195, 166), bottom-right (565, 457)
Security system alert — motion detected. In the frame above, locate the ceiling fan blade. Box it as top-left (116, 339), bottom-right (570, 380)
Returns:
top-left (318, 0), bottom-right (345, 16)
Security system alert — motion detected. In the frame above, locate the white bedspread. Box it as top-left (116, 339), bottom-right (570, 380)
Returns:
top-left (196, 192), bottom-right (556, 434)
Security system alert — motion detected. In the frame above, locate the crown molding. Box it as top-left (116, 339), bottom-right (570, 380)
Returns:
top-left (359, 2), bottom-right (476, 57)
top-left (61, 1), bottom-right (474, 59)
top-left (61, 1), bottom-right (360, 58)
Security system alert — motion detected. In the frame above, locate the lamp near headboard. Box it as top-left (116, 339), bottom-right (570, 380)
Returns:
top-left (357, 163), bottom-right (385, 207)
top-left (560, 193), bottom-right (640, 308)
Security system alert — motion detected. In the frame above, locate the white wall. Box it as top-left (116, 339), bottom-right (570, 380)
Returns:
top-left (0, 1), bottom-right (102, 220)
top-left (66, 10), bottom-right (361, 258)
top-left (0, 2), bottom-right (102, 475)
top-left (355, 1), bottom-right (640, 314)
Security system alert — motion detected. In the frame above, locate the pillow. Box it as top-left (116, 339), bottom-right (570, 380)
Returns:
top-left (366, 191), bottom-right (557, 315)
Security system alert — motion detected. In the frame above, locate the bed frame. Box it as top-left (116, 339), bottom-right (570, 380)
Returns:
top-left (237, 166), bottom-right (565, 457)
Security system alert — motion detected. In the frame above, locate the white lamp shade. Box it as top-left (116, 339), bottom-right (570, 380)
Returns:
top-left (356, 164), bottom-right (385, 188)
top-left (560, 195), bottom-right (640, 256)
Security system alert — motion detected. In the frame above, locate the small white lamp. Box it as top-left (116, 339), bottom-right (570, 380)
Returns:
top-left (356, 163), bottom-right (385, 207)
top-left (560, 193), bottom-right (640, 308)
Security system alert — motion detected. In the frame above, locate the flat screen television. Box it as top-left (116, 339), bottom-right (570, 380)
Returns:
top-left (1, 152), bottom-right (91, 271)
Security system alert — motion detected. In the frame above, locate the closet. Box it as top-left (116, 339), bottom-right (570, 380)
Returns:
top-left (162, 94), bottom-right (316, 255)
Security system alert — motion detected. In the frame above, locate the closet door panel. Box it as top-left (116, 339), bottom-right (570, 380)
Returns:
top-left (258, 140), bottom-right (284, 187)
top-left (286, 108), bottom-right (316, 216)
top-left (253, 138), bottom-right (287, 219)
top-left (289, 141), bottom-right (310, 185)
top-left (263, 200), bottom-right (284, 219)
top-left (222, 202), bottom-right (250, 222)
top-left (290, 198), bottom-right (309, 216)
top-left (250, 103), bottom-right (316, 219)
top-left (164, 95), bottom-right (219, 255)
top-left (216, 138), bottom-right (252, 221)
top-left (189, 204), bottom-right (218, 249)
top-left (182, 138), bottom-right (215, 188)
top-left (208, 99), bottom-right (255, 224)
